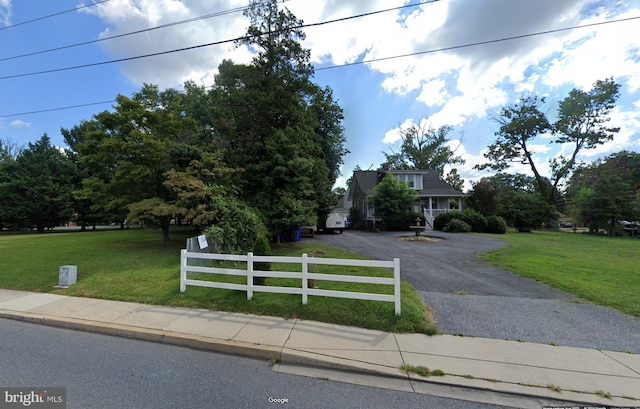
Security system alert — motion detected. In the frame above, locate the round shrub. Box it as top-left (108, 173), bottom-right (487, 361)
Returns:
top-left (434, 210), bottom-right (464, 231)
top-left (461, 209), bottom-right (488, 233)
top-left (485, 215), bottom-right (507, 234)
top-left (445, 218), bottom-right (471, 233)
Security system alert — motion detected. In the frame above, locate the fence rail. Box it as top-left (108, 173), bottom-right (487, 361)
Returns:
top-left (180, 250), bottom-right (401, 315)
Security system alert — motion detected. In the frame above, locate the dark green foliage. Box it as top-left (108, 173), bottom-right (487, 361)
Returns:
top-left (434, 211), bottom-right (463, 231)
top-left (476, 79), bottom-right (620, 205)
top-left (0, 135), bottom-right (76, 232)
top-left (486, 215), bottom-right (507, 234)
top-left (348, 207), bottom-right (363, 230)
top-left (384, 123), bottom-right (464, 175)
top-left (445, 219), bottom-right (471, 233)
top-left (460, 209), bottom-right (488, 233)
top-left (204, 196), bottom-right (266, 254)
top-left (366, 174), bottom-right (418, 231)
top-left (252, 235), bottom-right (272, 286)
top-left (433, 209), bottom-right (487, 233)
top-left (500, 191), bottom-right (556, 232)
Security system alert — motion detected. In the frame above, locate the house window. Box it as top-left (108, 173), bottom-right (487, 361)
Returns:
top-left (393, 174), bottom-right (421, 189)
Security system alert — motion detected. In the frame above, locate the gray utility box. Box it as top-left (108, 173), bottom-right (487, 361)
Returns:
top-left (58, 265), bottom-right (77, 287)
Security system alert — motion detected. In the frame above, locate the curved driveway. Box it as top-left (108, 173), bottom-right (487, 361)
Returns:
top-left (316, 230), bottom-right (640, 352)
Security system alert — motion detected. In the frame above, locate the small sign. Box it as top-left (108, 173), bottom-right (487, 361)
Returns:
top-left (197, 235), bottom-right (208, 250)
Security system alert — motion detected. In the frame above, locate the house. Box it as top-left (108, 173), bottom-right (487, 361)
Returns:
top-left (348, 169), bottom-right (466, 229)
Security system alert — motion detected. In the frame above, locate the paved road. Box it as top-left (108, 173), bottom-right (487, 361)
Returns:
top-left (316, 230), bottom-right (640, 352)
top-left (0, 319), bottom-right (506, 409)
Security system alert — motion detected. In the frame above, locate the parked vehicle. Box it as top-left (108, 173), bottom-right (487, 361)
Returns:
top-left (318, 212), bottom-right (346, 234)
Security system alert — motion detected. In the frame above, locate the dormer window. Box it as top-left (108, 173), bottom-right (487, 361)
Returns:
top-left (393, 173), bottom-right (423, 190)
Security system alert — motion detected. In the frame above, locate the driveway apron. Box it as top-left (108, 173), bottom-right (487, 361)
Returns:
top-left (316, 230), bottom-right (640, 353)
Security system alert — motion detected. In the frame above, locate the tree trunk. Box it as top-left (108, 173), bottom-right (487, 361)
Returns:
top-left (161, 220), bottom-right (170, 242)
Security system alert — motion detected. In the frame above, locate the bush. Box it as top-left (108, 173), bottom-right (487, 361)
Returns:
top-left (445, 218), bottom-right (471, 232)
top-left (434, 210), bottom-right (463, 231)
top-left (434, 209), bottom-right (487, 233)
top-left (461, 209), bottom-right (488, 233)
top-left (204, 196), bottom-right (266, 254)
top-left (485, 215), bottom-right (507, 234)
top-left (252, 235), bottom-right (271, 286)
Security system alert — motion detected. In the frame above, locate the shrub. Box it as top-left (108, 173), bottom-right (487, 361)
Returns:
top-left (434, 210), bottom-right (463, 231)
top-left (445, 218), bottom-right (471, 233)
top-left (461, 209), bottom-right (488, 233)
top-left (204, 196), bottom-right (266, 254)
top-left (252, 235), bottom-right (272, 286)
top-left (434, 209), bottom-right (487, 232)
top-left (485, 215), bottom-right (507, 234)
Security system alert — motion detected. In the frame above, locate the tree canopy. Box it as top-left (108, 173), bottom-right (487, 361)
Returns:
top-left (477, 78), bottom-right (620, 204)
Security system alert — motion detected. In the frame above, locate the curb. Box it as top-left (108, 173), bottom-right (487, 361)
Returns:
top-left (1, 309), bottom-right (635, 407)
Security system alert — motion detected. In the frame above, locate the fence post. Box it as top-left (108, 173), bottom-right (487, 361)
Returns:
top-left (180, 249), bottom-right (187, 293)
top-left (247, 252), bottom-right (254, 300)
top-left (301, 253), bottom-right (308, 305)
top-left (393, 257), bottom-right (401, 316)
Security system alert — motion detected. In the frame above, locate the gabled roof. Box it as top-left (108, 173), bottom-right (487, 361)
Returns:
top-left (350, 169), bottom-right (465, 198)
top-left (350, 170), bottom-right (383, 197)
top-left (408, 170), bottom-right (466, 197)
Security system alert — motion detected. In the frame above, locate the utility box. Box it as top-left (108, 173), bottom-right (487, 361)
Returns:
top-left (58, 265), bottom-right (77, 287)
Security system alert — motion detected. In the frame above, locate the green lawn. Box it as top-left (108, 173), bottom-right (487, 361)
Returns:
top-left (479, 230), bottom-right (640, 317)
top-left (0, 227), bottom-right (435, 334)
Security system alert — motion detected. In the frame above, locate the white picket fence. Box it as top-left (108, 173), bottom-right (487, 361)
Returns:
top-left (180, 250), bottom-right (401, 315)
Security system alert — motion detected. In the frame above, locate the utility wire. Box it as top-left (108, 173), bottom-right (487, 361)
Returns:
top-left (0, 7), bottom-right (637, 116)
top-left (0, 2), bottom-right (282, 63)
top-left (0, 0), bottom-right (113, 32)
top-left (316, 15), bottom-right (640, 71)
top-left (0, 0), bottom-right (435, 80)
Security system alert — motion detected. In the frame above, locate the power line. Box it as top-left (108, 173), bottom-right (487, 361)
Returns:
top-left (0, 0), bottom-right (435, 81)
top-left (0, 3), bottom-right (272, 63)
top-left (316, 15), bottom-right (640, 71)
top-left (0, 0), bottom-right (113, 32)
top-left (0, 6), bottom-right (637, 117)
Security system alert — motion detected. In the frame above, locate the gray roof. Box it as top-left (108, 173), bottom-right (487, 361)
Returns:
top-left (350, 169), bottom-right (465, 198)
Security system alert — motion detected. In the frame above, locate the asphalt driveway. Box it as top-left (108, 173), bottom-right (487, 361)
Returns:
top-left (315, 230), bottom-right (640, 352)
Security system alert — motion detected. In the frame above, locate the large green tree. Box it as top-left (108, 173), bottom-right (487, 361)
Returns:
top-left (468, 172), bottom-right (554, 231)
top-left (384, 123), bottom-right (465, 178)
top-left (477, 78), bottom-right (620, 204)
top-left (71, 84), bottom-right (200, 240)
top-left (210, 0), bottom-right (346, 240)
top-left (0, 135), bottom-right (76, 232)
top-left (366, 173), bottom-right (418, 230)
top-left (566, 151), bottom-right (639, 234)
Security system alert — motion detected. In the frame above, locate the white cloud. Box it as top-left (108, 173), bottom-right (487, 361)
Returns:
top-left (382, 118), bottom-right (413, 144)
top-left (10, 119), bottom-right (31, 128)
top-left (81, 0), bottom-right (252, 88)
top-left (0, 0), bottom-right (10, 26)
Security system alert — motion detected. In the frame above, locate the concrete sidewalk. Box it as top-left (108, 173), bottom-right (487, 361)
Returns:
top-left (1, 289), bottom-right (638, 408)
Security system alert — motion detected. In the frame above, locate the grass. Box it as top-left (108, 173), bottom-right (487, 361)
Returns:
top-left (0, 226), bottom-right (435, 334)
top-left (400, 364), bottom-right (445, 377)
top-left (478, 230), bottom-right (640, 317)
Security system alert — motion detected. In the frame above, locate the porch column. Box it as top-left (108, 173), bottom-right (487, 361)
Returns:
top-left (458, 198), bottom-right (462, 210)
top-left (428, 197), bottom-right (433, 217)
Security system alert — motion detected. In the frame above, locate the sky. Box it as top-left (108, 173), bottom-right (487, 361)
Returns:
top-left (1, 0), bottom-right (639, 191)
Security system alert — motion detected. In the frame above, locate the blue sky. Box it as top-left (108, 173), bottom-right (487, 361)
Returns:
top-left (1, 0), bottom-right (639, 191)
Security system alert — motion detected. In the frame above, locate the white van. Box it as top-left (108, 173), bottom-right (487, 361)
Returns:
top-left (320, 212), bottom-right (345, 234)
